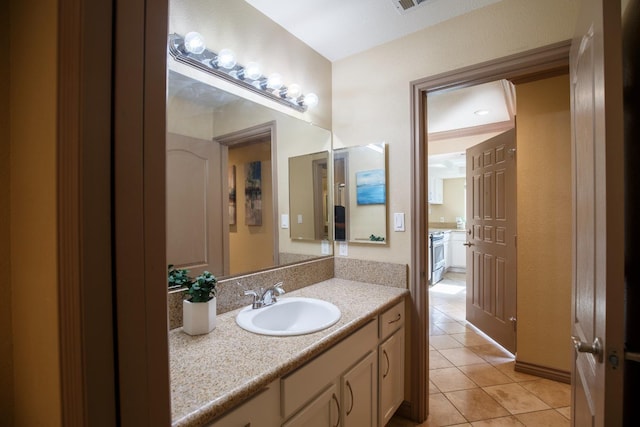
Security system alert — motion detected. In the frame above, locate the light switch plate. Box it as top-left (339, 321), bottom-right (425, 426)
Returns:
top-left (281, 214), bottom-right (289, 229)
top-left (297, 214), bottom-right (303, 224)
top-left (394, 212), bottom-right (405, 231)
top-left (338, 241), bottom-right (348, 256)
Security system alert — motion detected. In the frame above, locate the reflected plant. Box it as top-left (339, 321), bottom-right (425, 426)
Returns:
top-left (168, 264), bottom-right (192, 288)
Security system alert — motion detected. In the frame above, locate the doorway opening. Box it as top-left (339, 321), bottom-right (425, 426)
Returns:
top-left (409, 40), bottom-right (572, 422)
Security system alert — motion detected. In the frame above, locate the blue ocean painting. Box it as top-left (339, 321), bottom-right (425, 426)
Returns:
top-left (356, 169), bottom-right (386, 205)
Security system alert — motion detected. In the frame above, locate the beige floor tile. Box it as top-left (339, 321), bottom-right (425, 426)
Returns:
top-left (483, 383), bottom-right (550, 415)
top-left (451, 331), bottom-right (492, 347)
top-left (430, 350), bottom-right (454, 369)
top-left (470, 415), bottom-right (525, 426)
top-left (520, 379), bottom-right (571, 408)
top-left (439, 347), bottom-right (487, 366)
top-left (445, 388), bottom-right (510, 421)
top-left (458, 363), bottom-right (515, 387)
top-left (429, 379), bottom-right (441, 394)
top-left (430, 334), bottom-right (465, 350)
top-left (556, 406), bottom-right (571, 420)
top-left (437, 321), bottom-right (469, 334)
top-left (430, 367), bottom-right (477, 392)
top-left (514, 409), bottom-right (570, 426)
top-left (430, 323), bottom-right (448, 336)
top-left (492, 362), bottom-right (540, 382)
top-left (422, 393), bottom-right (468, 426)
top-left (468, 344), bottom-right (514, 365)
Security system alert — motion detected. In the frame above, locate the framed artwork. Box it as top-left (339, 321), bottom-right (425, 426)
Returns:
top-left (244, 161), bottom-right (262, 225)
top-left (228, 165), bottom-right (236, 225)
top-left (356, 169), bottom-right (386, 205)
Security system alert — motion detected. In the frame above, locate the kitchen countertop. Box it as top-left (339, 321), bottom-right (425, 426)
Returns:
top-left (169, 278), bottom-right (409, 427)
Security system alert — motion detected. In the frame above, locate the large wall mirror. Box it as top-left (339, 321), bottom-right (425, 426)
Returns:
top-left (166, 60), bottom-right (333, 280)
top-left (333, 143), bottom-right (388, 244)
top-left (289, 151), bottom-right (330, 241)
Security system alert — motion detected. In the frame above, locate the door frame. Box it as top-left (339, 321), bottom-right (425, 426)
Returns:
top-left (214, 121), bottom-right (280, 274)
top-left (408, 40), bottom-right (570, 421)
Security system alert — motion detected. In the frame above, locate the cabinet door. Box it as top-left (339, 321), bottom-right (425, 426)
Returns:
top-left (207, 381), bottom-right (280, 426)
top-left (379, 328), bottom-right (405, 426)
top-left (283, 383), bottom-right (340, 427)
top-left (342, 351), bottom-right (377, 427)
top-left (450, 231), bottom-right (467, 269)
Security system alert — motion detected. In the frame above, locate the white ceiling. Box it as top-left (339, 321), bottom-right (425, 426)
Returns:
top-left (244, 0), bottom-right (503, 62)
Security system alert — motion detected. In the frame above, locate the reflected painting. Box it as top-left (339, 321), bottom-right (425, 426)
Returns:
top-left (228, 165), bottom-right (236, 225)
top-left (245, 161), bottom-right (262, 225)
top-left (356, 169), bottom-right (386, 205)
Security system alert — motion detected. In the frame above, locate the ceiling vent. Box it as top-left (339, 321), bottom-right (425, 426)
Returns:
top-left (390, 0), bottom-right (431, 15)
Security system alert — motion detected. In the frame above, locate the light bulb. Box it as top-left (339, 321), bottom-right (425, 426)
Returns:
top-left (183, 32), bottom-right (206, 55)
top-left (267, 73), bottom-right (284, 90)
top-left (244, 62), bottom-right (262, 80)
top-left (287, 84), bottom-right (302, 99)
top-left (303, 93), bottom-right (319, 108)
top-left (217, 48), bottom-right (236, 69)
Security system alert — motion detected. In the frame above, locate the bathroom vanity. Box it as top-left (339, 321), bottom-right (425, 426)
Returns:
top-left (169, 279), bottom-right (408, 427)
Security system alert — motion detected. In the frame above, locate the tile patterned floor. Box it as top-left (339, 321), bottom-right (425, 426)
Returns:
top-left (389, 272), bottom-right (571, 427)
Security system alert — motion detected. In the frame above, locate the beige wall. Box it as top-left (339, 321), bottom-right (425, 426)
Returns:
top-left (228, 140), bottom-right (275, 274)
top-left (430, 178), bottom-right (466, 224)
top-left (169, 0), bottom-right (332, 129)
top-left (515, 74), bottom-right (572, 372)
top-left (332, 0), bottom-right (578, 266)
top-left (8, 0), bottom-right (62, 424)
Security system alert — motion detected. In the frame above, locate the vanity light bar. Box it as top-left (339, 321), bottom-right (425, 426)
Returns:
top-left (168, 33), bottom-right (317, 113)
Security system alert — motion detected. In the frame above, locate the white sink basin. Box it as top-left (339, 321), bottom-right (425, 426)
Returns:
top-left (235, 297), bottom-right (341, 336)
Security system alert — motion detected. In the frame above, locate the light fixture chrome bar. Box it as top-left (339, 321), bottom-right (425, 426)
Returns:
top-left (168, 34), bottom-right (307, 112)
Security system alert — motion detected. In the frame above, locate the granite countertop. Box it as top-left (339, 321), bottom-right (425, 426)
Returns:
top-left (169, 278), bottom-right (409, 427)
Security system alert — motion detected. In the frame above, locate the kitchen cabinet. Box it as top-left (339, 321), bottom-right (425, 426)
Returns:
top-left (207, 380), bottom-right (280, 426)
top-left (443, 231), bottom-right (451, 269)
top-left (449, 230), bottom-right (467, 271)
top-left (428, 177), bottom-right (443, 204)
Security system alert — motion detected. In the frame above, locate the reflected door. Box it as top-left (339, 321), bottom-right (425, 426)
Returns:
top-left (167, 133), bottom-right (225, 277)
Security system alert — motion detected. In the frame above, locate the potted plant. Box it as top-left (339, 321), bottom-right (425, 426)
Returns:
top-left (182, 270), bottom-right (218, 335)
top-left (168, 264), bottom-right (191, 288)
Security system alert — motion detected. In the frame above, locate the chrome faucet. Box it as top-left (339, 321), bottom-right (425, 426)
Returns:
top-left (244, 282), bottom-right (285, 309)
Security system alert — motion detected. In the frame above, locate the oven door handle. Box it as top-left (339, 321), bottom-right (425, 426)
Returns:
top-left (463, 241), bottom-right (474, 247)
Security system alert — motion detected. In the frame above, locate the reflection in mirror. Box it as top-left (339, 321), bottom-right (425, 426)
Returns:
top-left (333, 143), bottom-right (388, 244)
top-left (289, 151), bottom-right (330, 241)
top-left (166, 62), bottom-right (333, 280)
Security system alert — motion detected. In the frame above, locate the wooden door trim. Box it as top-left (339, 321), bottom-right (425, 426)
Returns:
top-left (58, 0), bottom-right (118, 424)
top-left (408, 40), bottom-right (571, 422)
top-left (214, 121), bottom-right (280, 267)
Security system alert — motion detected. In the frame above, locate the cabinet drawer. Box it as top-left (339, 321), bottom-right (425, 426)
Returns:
top-left (281, 319), bottom-right (377, 419)
top-left (206, 380), bottom-right (280, 426)
top-left (379, 299), bottom-right (405, 341)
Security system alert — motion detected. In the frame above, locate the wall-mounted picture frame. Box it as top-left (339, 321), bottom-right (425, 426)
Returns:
top-left (356, 169), bottom-right (386, 205)
top-left (245, 161), bottom-right (262, 225)
top-left (228, 165), bottom-right (236, 225)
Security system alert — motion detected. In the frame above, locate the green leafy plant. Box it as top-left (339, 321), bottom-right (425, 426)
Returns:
top-left (186, 271), bottom-right (218, 303)
top-left (168, 264), bottom-right (192, 288)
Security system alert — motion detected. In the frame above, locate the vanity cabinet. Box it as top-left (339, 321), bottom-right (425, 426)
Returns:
top-left (207, 297), bottom-right (406, 427)
top-left (378, 300), bottom-right (405, 426)
top-left (206, 380), bottom-right (280, 426)
top-left (282, 319), bottom-right (378, 425)
top-left (341, 350), bottom-right (378, 427)
top-left (282, 383), bottom-right (340, 427)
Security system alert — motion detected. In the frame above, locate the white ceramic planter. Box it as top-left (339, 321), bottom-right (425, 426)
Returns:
top-left (183, 297), bottom-right (217, 335)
